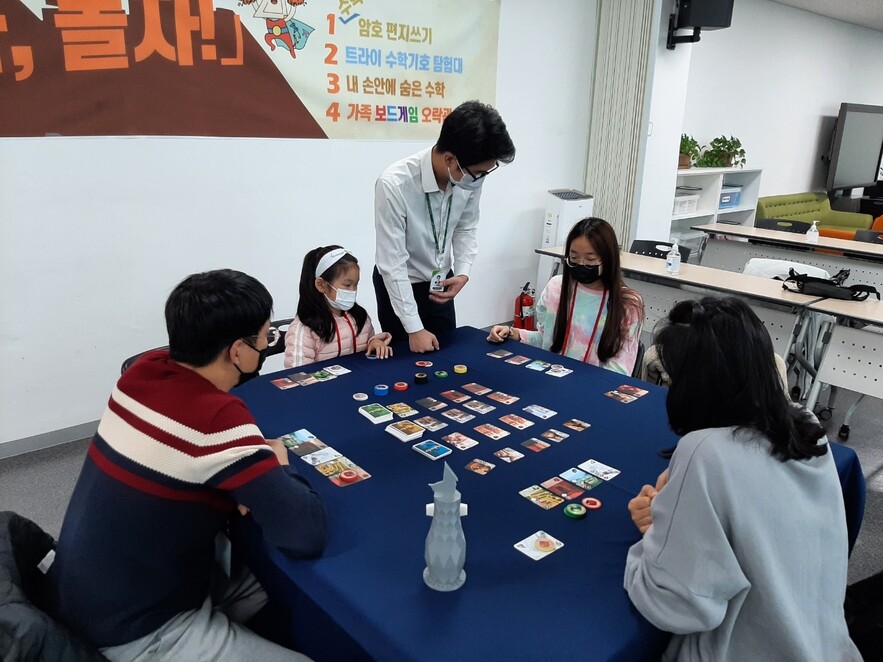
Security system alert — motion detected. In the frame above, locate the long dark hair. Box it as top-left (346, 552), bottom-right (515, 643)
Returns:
top-left (550, 218), bottom-right (643, 362)
top-left (656, 296), bottom-right (826, 461)
top-left (296, 246), bottom-right (368, 343)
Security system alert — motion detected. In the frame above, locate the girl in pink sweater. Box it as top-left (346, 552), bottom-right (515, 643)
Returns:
top-left (284, 246), bottom-right (392, 368)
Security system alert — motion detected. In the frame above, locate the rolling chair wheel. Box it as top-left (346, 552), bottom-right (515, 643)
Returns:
top-left (838, 425), bottom-right (850, 442)
top-left (816, 407), bottom-right (833, 422)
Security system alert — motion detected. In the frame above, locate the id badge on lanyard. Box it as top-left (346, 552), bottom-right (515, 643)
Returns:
top-left (430, 266), bottom-right (445, 293)
top-left (426, 193), bottom-right (451, 293)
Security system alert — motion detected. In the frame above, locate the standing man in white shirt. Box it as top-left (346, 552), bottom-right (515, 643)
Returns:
top-left (373, 100), bottom-right (516, 354)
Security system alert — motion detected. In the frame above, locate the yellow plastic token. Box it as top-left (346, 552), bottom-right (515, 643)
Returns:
top-left (453, 364), bottom-right (468, 374)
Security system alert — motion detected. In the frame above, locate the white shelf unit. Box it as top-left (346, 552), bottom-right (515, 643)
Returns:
top-left (669, 167), bottom-right (762, 258)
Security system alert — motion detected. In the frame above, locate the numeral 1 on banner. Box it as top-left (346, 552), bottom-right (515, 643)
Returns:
top-left (326, 14), bottom-right (335, 35)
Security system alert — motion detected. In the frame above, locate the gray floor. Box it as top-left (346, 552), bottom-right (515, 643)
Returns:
top-left (1, 388), bottom-right (880, 585)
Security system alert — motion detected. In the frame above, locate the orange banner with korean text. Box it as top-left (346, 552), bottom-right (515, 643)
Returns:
top-left (0, 0), bottom-right (500, 138)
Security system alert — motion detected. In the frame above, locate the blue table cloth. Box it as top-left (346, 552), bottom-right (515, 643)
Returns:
top-left (235, 326), bottom-right (863, 662)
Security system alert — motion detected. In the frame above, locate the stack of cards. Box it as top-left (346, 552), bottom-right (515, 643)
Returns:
top-left (385, 420), bottom-right (425, 442)
top-left (387, 402), bottom-right (419, 418)
top-left (605, 384), bottom-right (649, 404)
top-left (412, 440), bottom-right (452, 460)
top-left (358, 403), bottom-right (393, 424)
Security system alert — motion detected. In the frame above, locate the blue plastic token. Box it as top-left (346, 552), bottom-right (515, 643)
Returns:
top-left (373, 384), bottom-right (389, 396)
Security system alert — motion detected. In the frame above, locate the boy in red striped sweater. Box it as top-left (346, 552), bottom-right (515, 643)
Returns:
top-left (51, 269), bottom-right (326, 661)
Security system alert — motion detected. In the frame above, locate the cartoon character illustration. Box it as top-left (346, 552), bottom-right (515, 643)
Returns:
top-left (242, 0), bottom-right (315, 58)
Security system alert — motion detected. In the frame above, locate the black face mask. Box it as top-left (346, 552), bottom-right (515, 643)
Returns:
top-left (568, 263), bottom-right (601, 285)
top-left (235, 345), bottom-right (267, 387)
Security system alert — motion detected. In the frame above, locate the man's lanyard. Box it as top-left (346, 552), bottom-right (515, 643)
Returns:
top-left (561, 286), bottom-right (608, 363)
top-left (334, 313), bottom-right (357, 357)
top-left (425, 192), bottom-right (452, 266)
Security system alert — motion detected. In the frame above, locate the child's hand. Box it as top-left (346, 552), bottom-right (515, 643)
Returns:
top-left (367, 338), bottom-right (393, 359)
top-left (487, 325), bottom-right (515, 343)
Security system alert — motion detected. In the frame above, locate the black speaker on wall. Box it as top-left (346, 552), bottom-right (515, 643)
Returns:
top-left (676, 0), bottom-right (734, 30)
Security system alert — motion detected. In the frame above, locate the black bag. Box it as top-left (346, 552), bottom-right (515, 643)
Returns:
top-left (781, 268), bottom-right (880, 301)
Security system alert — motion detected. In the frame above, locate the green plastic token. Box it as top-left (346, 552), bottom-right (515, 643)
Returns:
top-left (564, 503), bottom-right (587, 519)
top-left (434, 370), bottom-right (449, 378)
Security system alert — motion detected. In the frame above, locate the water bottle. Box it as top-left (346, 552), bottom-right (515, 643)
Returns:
top-left (665, 242), bottom-right (681, 275)
top-left (805, 220), bottom-right (819, 244)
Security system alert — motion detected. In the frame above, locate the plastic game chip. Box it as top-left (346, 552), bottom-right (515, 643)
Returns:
top-left (338, 469), bottom-right (359, 483)
top-left (415, 372), bottom-right (429, 384)
top-left (353, 392), bottom-right (369, 401)
top-left (393, 381), bottom-right (409, 391)
top-left (373, 384), bottom-right (390, 396)
top-left (415, 360), bottom-right (433, 368)
top-left (533, 535), bottom-right (557, 553)
top-left (564, 503), bottom-right (587, 519)
top-left (582, 497), bottom-right (602, 510)
top-left (434, 370), bottom-right (449, 378)
top-left (453, 364), bottom-right (468, 374)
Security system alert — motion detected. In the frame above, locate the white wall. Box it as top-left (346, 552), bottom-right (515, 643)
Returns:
top-left (681, 0), bottom-right (883, 196)
top-left (0, 0), bottom-right (596, 447)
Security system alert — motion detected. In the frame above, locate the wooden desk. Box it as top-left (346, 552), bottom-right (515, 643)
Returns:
top-left (689, 223), bottom-right (883, 291)
top-left (692, 222), bottom-right (883, 262)
top-left (807, 298), bottom-right (883, 327)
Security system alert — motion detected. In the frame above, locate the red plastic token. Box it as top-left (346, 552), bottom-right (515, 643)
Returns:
top-left (393, 381), bottom-right (409, 391)
top-left (582, 497), bottom-right (602, 510)
top-left (339, 470), bottom-right (359, 483)
top-left (415, 360), bottom-right (434, 368)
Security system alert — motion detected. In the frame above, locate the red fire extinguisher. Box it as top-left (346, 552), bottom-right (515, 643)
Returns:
top-left (513, 282), bottom-right (536, 330)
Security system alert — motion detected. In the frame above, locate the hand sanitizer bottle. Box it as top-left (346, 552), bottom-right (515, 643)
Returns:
top-left (805, 220), bottom-right (819, 244)
top-left (665, 242), bottom-right (681, 275)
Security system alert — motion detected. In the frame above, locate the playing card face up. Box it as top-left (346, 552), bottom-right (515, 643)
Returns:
top-left (578, 459), bottom-right (621, 481)
top-left (514, 531), bottom-right (564, 560)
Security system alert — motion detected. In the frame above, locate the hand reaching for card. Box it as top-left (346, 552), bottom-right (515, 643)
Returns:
top-left (367, 335), bottom-right (393, 359)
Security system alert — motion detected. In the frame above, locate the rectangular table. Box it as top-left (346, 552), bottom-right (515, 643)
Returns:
top-left (235, 326), bottom-right (863, 662)
top-left (690, 223), bottom-right (883, 291)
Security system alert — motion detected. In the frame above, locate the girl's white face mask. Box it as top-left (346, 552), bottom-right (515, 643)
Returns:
top-left (326, 284), bottom-right (357, 311)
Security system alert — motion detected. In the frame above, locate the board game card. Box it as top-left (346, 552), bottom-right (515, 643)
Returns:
top-left (415, 416), bottom-right (448, 432)
top-left (323, 364), bottom-right (352, 375)
top-left (578, 459), bottom-right (621, 481)
top-left (559, 467), bottom-right (603, 490)
top-left (604, 389), bottom-right (638, 404)
top-left (541, 476), bottom-right (585, 500)
top-left (315, 456), bottom-right (371, 487)
top-left (514, 531), bottom-right (564, 560)
top-left (412, 440), bottom-right (452, 460)
top-left (385, 420), bottom-right (425, 442)
top-left (562, 418), bottom-right (591, 432)
top-left (358, 403), bottom-right (393, 424)
top-left (504, 354), bottom-right (530, 365)
top-left (442, 432), bottom-right (479, 450)
top-left (279, 429), bottom-right (325, 454)
top-left (270, 377), bottom-right (299, 390)
top-left (494, 447), bottom-right (524, 463)
top-left (474, 423), bottom-right (509, 440)
top-left (525, 359), bottom-right (551, 371)
top-left (522, 404), bottom-right (557, 419)
top-left (520, 438), bottom-right (551, 453)
top-left (499, 414), bottom-right (534, 430)
top-left (440, 390), bottom-right (470, 403)
top-left (518, 485), bottom-right (565, 510)
top-left (310, 369), bottom-right (336, 382)
top-left (387, 402), bottom-right (419, 418)
top-left (616, 384), bottom-right (648, 398)
top-left (541, 428), bottom-right (570, 443)
top-left (300, 446), bottom-right (343, 466)
top-left (288, 372), bottom-right (318, 386)
top-left (441, 408), bottom-right (476, 424)
top-left (462, 382), bottom-right (492, 395)
top-left (487, 348), bottom-right (513, 359)
top-left (463, 400), bottom-right (495, 414)
top-left (416, 397), bottom-right (447, 411)
top-left (465, 458), bottom-right (495, 475)
top-left (546, 365), bottom-right (573, 378)
top-left (487, 391), bottom-right (519, 405)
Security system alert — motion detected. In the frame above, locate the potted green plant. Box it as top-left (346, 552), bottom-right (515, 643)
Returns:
top-left (679, 134), bottom-right (700, 169)
top-left (695, 135), bottom-right (747, 168)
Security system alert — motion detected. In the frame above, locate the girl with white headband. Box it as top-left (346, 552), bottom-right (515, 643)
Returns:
top-left (284, 246), bottom-right (392, 367)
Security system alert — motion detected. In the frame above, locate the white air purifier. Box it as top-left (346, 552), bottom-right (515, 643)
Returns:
top-left (535, 189), bottom-right (594, 296)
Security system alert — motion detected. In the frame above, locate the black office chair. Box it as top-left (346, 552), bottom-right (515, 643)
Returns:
top-left (628, 240), bottom-right (692, 263)
top-left (853, 229), bottom-right (883, 245)
top-left (120, 318), bottom-right (294, 374)
top-left (755, 218), bottom-right (812, 234)
top-left (630, 340), bottom-right (645, 379)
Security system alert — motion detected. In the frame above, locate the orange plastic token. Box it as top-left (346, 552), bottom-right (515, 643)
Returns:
top-left (393, 381), bottom-right (409, 391)
top-left (339, 469), bottom-right (359, 483)
top-left (582, 497), bottom-right (602, 510)
top-left (533, 536), bottom-right (556, 553)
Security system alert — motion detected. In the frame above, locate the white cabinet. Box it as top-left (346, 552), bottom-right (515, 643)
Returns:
top-left (670, 167), bottom-right (763, 232)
